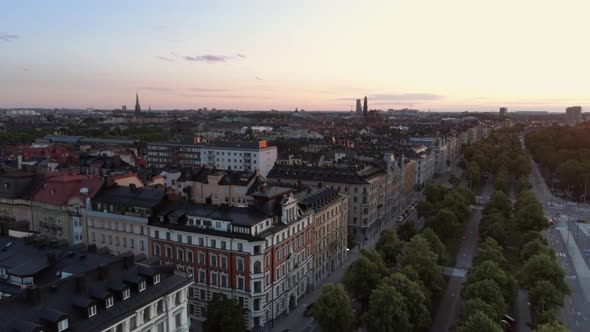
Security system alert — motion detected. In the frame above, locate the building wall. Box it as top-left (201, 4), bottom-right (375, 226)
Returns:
top-left (312, 195), bottom-right (348, 284)
top-left (86, 210), bottom-right (149, 256)
top-left (0, 198), bottom-right (32, 224)
top-left (31, 203), bottom-right (81, 244)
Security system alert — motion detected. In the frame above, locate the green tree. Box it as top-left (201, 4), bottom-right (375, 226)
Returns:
top-left (473, 238), bottom-right (507, 269)
top-left (466, 260), bottom-right (516, 304)
top-left (462, 298), bottom-right (497, 320)
top-left (520, 239), bottom-right (553, 263)
top-left (529, 280), bottom-right (565, 319)
top-left (462, 279), bottom-right (506, 319)
top-left (375, 229), bottom-right (402, 269)
top-left (442, 191), bottom-right (471, 223)
top-left (312, 283), bottom-right (353, 332)
top-left (518, 254), bottom-right (570, 295)
top-left (397, 221), bottom-right (417, 242)
top-left (416, 200), bottom-right (436, 218)
top-left (381, 273), bottom-right (431, 330)
top-left (483, 191), bottom-right (512, 218)
top-left (398, 235), bottom-right (445, 300)
top-left (514, 203), bottom-right (548, 232)
top-left (466, 161), bottom-right (481, 188)
top-left (456, 310), bottom-right (503, 332)
top-left (203, 294), bottom-right (246, 332)
top-left (533, 320), bottom-right (569, 332)
top-left (429, 208), bottom-right (462, 240)
top-left (344, 249), bottom-right (388, 305)
top-left (424, 183), bottom-right (447, 204)
top-left (421, 227), bottom-right (447, 265)
top-left (363, 283), bottom-right (411, 332)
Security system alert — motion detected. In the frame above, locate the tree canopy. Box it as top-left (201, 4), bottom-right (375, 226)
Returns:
top-left (203, 294), bottom-right (246, 332)
top-left (312, 283), bottom-right (353, 332)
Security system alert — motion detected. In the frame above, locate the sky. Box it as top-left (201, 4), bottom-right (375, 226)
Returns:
top-left (1, 0), bottom-right (590, 112)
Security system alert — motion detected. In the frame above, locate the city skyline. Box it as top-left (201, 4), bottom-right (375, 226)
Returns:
top-left (2, 0), bottom-right (590, 111)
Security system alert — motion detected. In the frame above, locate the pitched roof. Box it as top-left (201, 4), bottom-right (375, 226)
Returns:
top-left (32, 175), bottom-right (103, 206)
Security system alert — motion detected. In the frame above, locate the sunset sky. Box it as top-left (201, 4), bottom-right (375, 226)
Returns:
top-left (1, 0), bottom-right (589, 111)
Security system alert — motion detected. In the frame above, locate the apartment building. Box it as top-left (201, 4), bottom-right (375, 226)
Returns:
top-left (0, 255), bottom-right (193, 332)
top-left (86, 185), bottom-right (165, 256)
top-left (0, 169), bottom-right (42, 225)
top-left (149, 188), bottom-right (314, 331)
top-left (31, 174), bottom-right (103, 245)
top-left (295, 187), bottom-right (348, 284)
top-left (147, 140), bottom-right (277, 176)
top-left (267, 164), bottom-right (387, 243)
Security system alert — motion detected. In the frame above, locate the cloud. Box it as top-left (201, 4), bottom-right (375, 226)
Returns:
top-left (156, 56), bottom-right (174, 62)
top-left (140, 86), bottom-right (172, 92)
top-left (188, 88), bottom-right (230, 92)
top-left (337, 93), bottom-right (443, 102)
top-left (256, 76), bottom-right (263, 81)
top-left (0, 34), bottom-right (18, 42)
top-left (183, 53), bottom-right (245, 63)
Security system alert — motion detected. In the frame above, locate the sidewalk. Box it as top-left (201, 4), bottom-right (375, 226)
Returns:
top-left (557, 227), bottom-right (590, 303)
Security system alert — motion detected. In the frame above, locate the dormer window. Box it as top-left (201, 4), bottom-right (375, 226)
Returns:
top-left (153, 274), bottom-right (160, 285)
top-left (106, 296), bottom-right (114, 308)
top-left (58, 318), bottom-right (69, 332)
top-left (122, 288), bottom-right (130, 300)
top-left (88, 305), bottom-right (97, 317)
top-left (139, 280), bottom-right (146, 292)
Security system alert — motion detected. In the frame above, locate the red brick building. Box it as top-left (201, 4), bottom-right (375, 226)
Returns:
top-left (148, 188), bottom-right (314, 331)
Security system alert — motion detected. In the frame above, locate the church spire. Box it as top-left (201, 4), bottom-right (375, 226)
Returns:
top-left (135, 92), bottom-right (141, 113)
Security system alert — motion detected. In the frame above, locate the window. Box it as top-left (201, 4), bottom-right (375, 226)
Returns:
top-left (237, 243), bottom-right (243, 251)
top-left (236, 257), bottom-right (244, 273)
top-left (143, 307), bottom-right (151, 322)
top-left (254, 281), bottom-right (261, 293)
top-left (154, 274), bottom-right (160, 285)
top-left (198, 252), bottom-right (205, 265)
top-left (116, 323), bottom-right (123, 332)
top-left (129, 316), bottom-right (137, 329)
top-left (220, 255), bottom-right (227, 269)
top-left (211, 272), bottom-right (218, 286)
top-left (237, 276), bottom-right (244, 290)
top-left (254, 261), bottom-right (262, 274)
top-left (175, 312), bottom-right (182, 328)
top-left (221, 274), bottom-right (228, 288)
top-left (154, 244), bottom-right (161, 257)
top-left (187, 250), bottom-right (193, 263)
top-left (254, 298), bottom-right (260, 311)
top-left (177, 248), bottom-right (184, 261)
top-left (123, 288), bottom-right (130, 300)
top-left (175, 291), bottom-right (181, 305)
top-left (157, 300), bottom-right (164, 314)
top-left (139, 280), bottom-right (146, 292)
top-left (88, 305), bottom-right (97, 317)
top-left (211, 239), bottom-right (216, 248)
top-left (56, 318), bottom-right (69, 332)
top-left (253, 245), bottom-right (261, 254)
top-left (106, 296), bottom-right (114, 308)
top-left (210, 254), bottom-right (217, 267)
top-left (166, 246), bottom-right (172, 258)
top-left (177, 234), bottom-right (182, 243)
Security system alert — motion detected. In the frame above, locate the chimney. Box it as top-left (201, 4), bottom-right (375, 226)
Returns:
top-left (98, 264), bottom-right (109, 281)
top-left (75, 274), bottom-right (86, 293)
top-left (17, 155), bottom-right (23, 169)
top-left (25, 286), bottom-right (41, 304)
top-left (47, 253), bottom-right (57, 265)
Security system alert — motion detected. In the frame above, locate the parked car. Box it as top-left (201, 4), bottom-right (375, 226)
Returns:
top-left (304, 303), bottom-right (314, 317)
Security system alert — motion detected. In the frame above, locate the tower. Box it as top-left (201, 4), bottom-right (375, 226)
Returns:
top-left (363, 96), bottom-right (368, 116)
top-left (135, 92), bottom-right (141, 113)
top-left (356, 99), bottom-right (362, 114)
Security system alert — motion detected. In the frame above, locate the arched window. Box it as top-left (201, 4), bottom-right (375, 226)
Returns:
top-left (236, 257), bottom-right (244, 273)
top-left (253, 261), bottom-right (262, 274)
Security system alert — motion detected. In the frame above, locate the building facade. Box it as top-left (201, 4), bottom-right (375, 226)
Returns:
top-left (147, 140), bottom-right (277, 176)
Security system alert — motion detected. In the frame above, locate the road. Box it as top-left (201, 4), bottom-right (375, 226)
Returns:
top-left (529, 158), bottom-right (590, 331)
top-left (429, 182), bottom-right (492, 332)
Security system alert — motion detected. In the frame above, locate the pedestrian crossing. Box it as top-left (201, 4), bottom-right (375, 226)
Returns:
top-left (556, 252), bottom-right (567, 257)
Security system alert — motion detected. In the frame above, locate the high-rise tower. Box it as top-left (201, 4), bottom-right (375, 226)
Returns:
top-left (356, 99), bottom-right (362, 114)
top-left (135, 92), bottom-right (141, 113)
top-left (363, 96), bottom-right (368, 116)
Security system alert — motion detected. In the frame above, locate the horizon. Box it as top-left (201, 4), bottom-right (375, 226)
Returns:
top-left (2, 1), bottom-right (590, 111)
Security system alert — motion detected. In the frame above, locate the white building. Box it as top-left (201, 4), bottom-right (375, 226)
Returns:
top-left (147, 140), bottom-right (278, 176)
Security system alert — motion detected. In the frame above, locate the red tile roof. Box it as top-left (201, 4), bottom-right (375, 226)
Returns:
top-left (32, 175), bottom-right (103, 206)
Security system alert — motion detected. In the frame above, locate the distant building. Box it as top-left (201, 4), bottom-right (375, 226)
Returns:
top-left (355, 99), bottom-right (362, 114)
top-left (499, 107), bottom-right (507, 117)
top-left (146, 140), bottom-right (277, 176)
top-left (363, 96), bottom-right (368, 116)
top-left (566, 106), bottom-right (582, 126)
top-left (135, 92), bottom-right (141, 113)
top-left (122, 105), bottom-right (127, 111)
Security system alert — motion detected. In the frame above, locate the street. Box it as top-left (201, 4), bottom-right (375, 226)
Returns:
top-left (529, 159), bottom-right (590, 331)
top-left (429, 182), bottom-right (493, 332)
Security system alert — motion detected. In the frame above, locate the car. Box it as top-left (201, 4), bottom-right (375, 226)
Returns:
top-left (397, 216), bottom-right (404, 222)
top-left (410, 206), bottom-right (415, 211)
top-left (303, 303), bottom-right (314, 317)
top-left (547, 219), bottom-right (555, 225)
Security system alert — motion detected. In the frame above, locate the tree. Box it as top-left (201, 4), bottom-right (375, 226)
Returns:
top-left (520, 239), bottom-right (553, 263)
top-left (479, 212), bottom-right (508, 245)
top-left (455, 187), bottom-right (476, 205)
top-left (518, 254), bottom-right (570, 295)
top-left (416, 200), bottom-right (435, 218)
top-left (473, 238), bottom-right (507, 269)
top-left (203, 294), bottom-right (246, 332)
top-left (533, 320), bottom-right (569, 332)
top-left (397, 221), bottom-right (417, 242)
top-left (466, 161), bottom-right (481, 188)
top-left (466, 260), bottom-right (516, 304)
top-left (483, 191), bottom-right (511, 218)
top-left (312, 284), bottom-right (353, 332)
top-left (344, 249), bottom-right (388, 305)
top-left (381, 273), bottom-right (431, 330)
top-left (429, 208), bottom-right (462, 240)
top-left (514, 203), bottom-right (548, 232)
top-left (363, 283), bottom-right (411, 332)
top-left (424, 183), bottom-right (447, 204)
top-left (495, 167), bottom-right (509, 194)
top-left (462, 298), bottom-right (497, 320)
top-left (517, 175), bottom-right (531, 193)
top-left (375, 229), bottom-right (402, 269)
top-left (529, 280), bottom-right (565, 318)
top-left (421, 227), bottom-right (447, 265)
top-left (398, 235), bottom-right (445, 299)
top-left (461, 279), bottom-right (506, 319)
top-left (456, 310), bottom-right (503, 332)
top-left (442, 191), bottom-right (471, 223)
